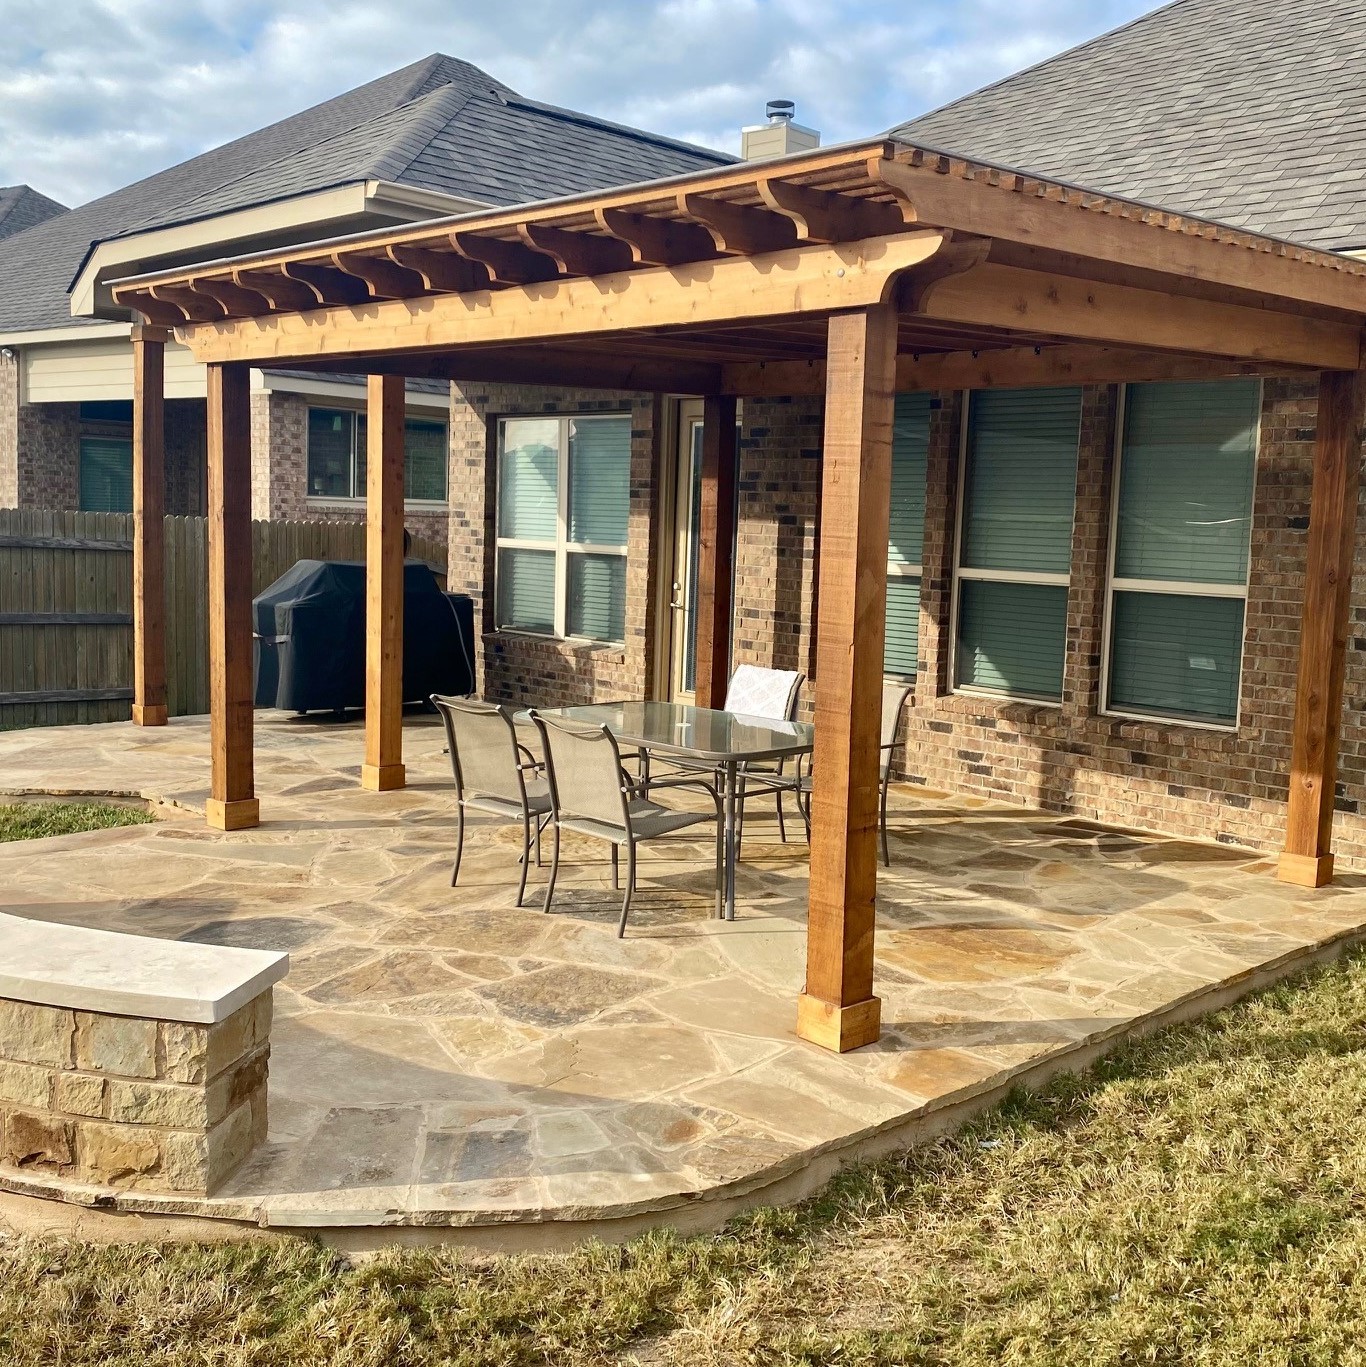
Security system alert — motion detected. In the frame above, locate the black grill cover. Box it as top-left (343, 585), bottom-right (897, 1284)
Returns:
top-left (253, 559), bottom-right (474, 713)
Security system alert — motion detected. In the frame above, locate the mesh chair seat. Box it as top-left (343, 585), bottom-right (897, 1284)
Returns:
top-left (560, 798), bottom-right (714, 846)
top-left (465, 780), bottom-right (552, 822)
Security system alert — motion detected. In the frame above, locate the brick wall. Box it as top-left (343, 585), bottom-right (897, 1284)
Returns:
top-left (165, 398), bottom-right (206, 516)
top-left (730, 376), bottom-right (1366, 867)
top-left (0, 351), bottom-right (17, 507)
top-left (448, 382), bottom-right (661, 704)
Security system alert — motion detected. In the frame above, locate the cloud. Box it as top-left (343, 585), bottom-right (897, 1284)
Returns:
top-left (0, 0), bottom-right (1152, 207)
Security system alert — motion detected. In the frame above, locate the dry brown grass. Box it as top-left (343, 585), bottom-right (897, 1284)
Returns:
top-left (7, 948), bottom-right (1366, 1365)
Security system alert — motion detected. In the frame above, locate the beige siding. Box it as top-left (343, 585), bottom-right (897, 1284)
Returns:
top-left (23, 340), bottom-right (206, 404)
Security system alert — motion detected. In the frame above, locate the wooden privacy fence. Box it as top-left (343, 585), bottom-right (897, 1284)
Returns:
top-left (0, 508), bottom-right (448, 731)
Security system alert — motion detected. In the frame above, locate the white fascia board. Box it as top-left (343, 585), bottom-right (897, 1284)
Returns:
top-left (0, 322), bottom-right (132, 346)
top-left (70, 182), bottom-right (486, 322)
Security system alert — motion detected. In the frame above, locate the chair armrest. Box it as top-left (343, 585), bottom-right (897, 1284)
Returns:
top-left (646, 774), bottom-right (723, 815)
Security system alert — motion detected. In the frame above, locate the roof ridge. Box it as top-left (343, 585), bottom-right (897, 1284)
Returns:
top-left (118, 86), bottom-right (464, 232)
top-left (891, 0), bottom-right (1187, 134)
top-left (503, 93), bottom-right (732, 164)
top-left (367, 85), bottom-right (477, 184)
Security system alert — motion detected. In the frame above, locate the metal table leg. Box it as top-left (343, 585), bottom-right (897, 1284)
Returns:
top-left (723, 759), bottom-right (738, 921)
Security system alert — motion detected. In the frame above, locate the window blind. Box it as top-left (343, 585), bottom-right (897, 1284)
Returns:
top-left (961, 387), bottom-right (1082, 573)
top-left (956, 579), bottom-right (1068, 699)
top-left (496, 548), bottom-right (556, 634)
top-left (889, 393), bottom-right (930, 567)
top-left (1109, 590), bottom-right (1244, 724)
top-left (404, 419), bottom-right (447, 502)
top-left (498, 419), bottom-right (559, 540)
top-left (78, 436), bottom-right (133, 513)
top-left (567, 552), bottom-right (627, 642)
top-left (1115, 379), bottom-right (1259, 585)
top-left (885, 576), bottom-right (921, 677)
top-left (568, 417), bottom-right (631, 545)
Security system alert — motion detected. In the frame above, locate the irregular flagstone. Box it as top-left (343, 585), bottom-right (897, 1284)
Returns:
top-left (3, 712), bottom-right (1366, 1236)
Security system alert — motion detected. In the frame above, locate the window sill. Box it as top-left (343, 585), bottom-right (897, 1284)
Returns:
top-left (305, 497), bottom-right (449, 513)
top-left (485, 629), bottom-right (626, 655)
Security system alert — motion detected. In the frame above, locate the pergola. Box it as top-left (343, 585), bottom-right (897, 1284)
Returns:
top-left (110, 137), bottom-right (1366, 1052)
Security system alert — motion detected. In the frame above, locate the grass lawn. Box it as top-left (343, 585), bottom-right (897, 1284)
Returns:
top-left (0, 799), bottom-right (155, 842)
top-left (6, 948), bottom-right (1366, 1365)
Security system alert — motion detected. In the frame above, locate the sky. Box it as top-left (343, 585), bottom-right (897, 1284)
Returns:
top-left (0, 0), bottom-right (1155, 209)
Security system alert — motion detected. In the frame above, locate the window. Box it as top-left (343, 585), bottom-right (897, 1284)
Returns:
top-left (79, 436), bottom-right (133, 512)
top-left (1104, 379), bottom-right (1259, 727)
top-left (953, 387), bottom-right (1082, 701)
top-left (885, 393), bottom-right (930, 677)
top-left (306, 407), bottom-right (448, 502)
top-left (78, 402), bottom-right (134, 512)
top-left (495, 414), bottom-right (631, 642)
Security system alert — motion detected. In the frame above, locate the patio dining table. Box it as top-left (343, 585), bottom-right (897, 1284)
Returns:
top-left (524, 700), bottom-right (814, 921)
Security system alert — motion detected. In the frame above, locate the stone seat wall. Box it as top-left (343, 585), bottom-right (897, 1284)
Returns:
top-left (0, 914), bottom-right (286, 1196)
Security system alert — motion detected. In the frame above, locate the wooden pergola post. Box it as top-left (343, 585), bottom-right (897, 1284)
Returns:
top-left (205, 362), bottom-right (258, 832)
top-left (1278, 369), bottom-right (1366, 887)
top-left (797, 304), bottom-right (897, 1052)
top-left (130, 324), bottom-right (169, 726)
top-left (693, 394), bottom-right (738, 708)
top-left (361, 373), bottom-right (406, 792)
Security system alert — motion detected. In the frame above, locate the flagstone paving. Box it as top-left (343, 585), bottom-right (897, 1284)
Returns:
top-left (4, 712), bottom-right (1366, 1243)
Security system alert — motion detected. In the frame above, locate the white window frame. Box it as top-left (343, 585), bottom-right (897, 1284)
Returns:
top-left (1099, 381), bottom-right (1260, 732)
top-left (304, 405), bottom-right (450, 509)
top-left (949, 389), bottom-right (1075, 706)
top-left (494, 413), bottom-right (631, 644)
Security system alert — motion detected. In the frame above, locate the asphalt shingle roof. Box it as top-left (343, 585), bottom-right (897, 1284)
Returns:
top-left (0, 186), bottom-right (67, 240)
top-left (0, 54), bottom-right (729, 334)
top-left (895, 0), bottom-right (1366, 251)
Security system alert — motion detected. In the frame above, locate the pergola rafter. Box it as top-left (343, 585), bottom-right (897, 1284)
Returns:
top-left (112, 137), bottom-right (1366, 1052)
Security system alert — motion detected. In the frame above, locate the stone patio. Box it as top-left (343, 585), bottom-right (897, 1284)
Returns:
top-left (4, 713), bottom-right (1366, 1247)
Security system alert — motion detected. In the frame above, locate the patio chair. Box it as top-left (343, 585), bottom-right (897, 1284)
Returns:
top-left (722, 665), bottom-right (804, 846)
top-left (431, 694), bottom-right (552, 908)
top-left (529, 710), bottom-right (723, 937)
top-left (795, 680), bottom-right (913, 867)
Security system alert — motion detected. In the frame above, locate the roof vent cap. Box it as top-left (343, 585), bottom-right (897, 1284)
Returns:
top-left (766, 99), bottom-right (796, 124)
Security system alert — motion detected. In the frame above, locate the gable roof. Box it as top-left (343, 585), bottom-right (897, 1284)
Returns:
top-left (0, 186), bottom-right (67, 240)
top-left (0, 53), bottom-right (730, 335)
top-left (896, 0), bottom-right (1366, 251)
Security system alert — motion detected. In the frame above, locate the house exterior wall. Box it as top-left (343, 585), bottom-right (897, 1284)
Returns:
top-left (732, 376), bottom-right (1366, 868)
top-left (446, 382), bottom-right (661, 705)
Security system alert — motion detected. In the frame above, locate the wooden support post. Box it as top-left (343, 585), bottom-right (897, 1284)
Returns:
top-left (131, 325), bottom-right (169, 726)
top-left (693, 394), bottom-right (737, 709)
top-left (1279, 369), bottom-right (1366, 887)
top-left (797, 305), bottom-right (897, 1053)
top-left (361, 374), bottom-right (407, 792)
top-left (205, 362), bottom-right (258, 831)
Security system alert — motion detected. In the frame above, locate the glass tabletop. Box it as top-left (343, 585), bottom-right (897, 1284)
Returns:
top-left (524, 700), bottom-right (813, 763)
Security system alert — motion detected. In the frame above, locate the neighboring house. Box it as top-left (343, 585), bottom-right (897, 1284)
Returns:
top-left (0, 186), bottom-right (66, 240)
top-left (0, 54), bottom-right (730, 537)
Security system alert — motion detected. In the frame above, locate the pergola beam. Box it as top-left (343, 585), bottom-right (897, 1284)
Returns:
top-left (722, 344), bottom-right (1307, 397)
top-left (174, 233), bottom-right (949, 366)
top-left (1279, 369), bottom-right (1366, 887)
top-left (130, 324), bottom-right (168, 727)
top-left (361, 374), bottom-right (407, 794)
top-left (205, 362), bottom-right (258, 833)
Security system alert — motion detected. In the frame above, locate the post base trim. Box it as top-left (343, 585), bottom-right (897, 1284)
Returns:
top-left (1278, 850), bottom-right (1335, 888)
top-left (130, 704), bottom-right (168, 727)
top-left (205, 797), bottom-right (260, 832)
top-left (796, 993), bottom-right (882, 1052)
top-left (361, 763), bottom-right (406, 792)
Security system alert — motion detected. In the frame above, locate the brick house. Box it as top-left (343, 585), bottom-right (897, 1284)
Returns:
top-left (448, 0), bottom-right (1366, 872)
top-left (15, 0), bottom-right (1366, 879)
top-left (0, 54), bottom-right (731, 540)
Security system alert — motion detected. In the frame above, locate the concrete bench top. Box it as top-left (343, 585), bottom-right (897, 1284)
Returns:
top-left (0, 912), bottom-right (288, 1024)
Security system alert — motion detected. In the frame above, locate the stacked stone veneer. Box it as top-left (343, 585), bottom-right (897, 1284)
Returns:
top-left (0, 991), bottom-right (270, 1195)
top-left (448, 383), bottom-right (661, 704)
